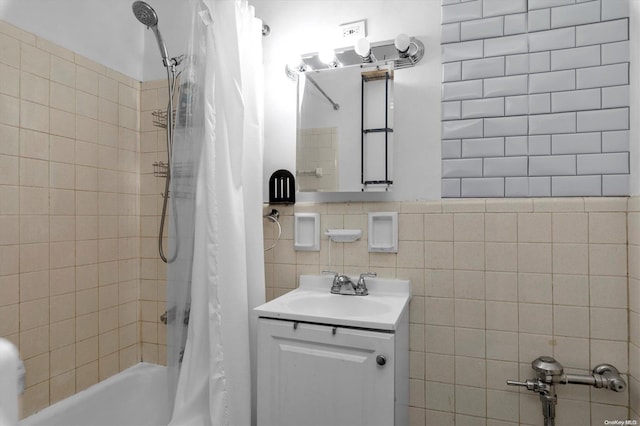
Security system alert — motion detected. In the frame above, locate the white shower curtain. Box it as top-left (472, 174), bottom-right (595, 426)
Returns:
top-left (168, 1), bottom-right (265, 424)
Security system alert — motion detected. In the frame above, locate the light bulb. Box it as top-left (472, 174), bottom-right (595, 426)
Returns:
top-left (354, 38), bottom-right (371, 58)
top-left (319, 49), bottom-right (336, 65)
top-left (395, 33), bottom-right (411, 53)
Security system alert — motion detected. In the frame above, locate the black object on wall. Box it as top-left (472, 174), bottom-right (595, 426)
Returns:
top-left (269, 169), bottom-right (296, 204)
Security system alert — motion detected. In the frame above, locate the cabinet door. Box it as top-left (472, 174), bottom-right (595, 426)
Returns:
top-left (257, 318), bottom-right (395, 426)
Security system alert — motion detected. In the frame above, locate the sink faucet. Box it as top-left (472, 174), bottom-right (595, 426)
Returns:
top-left (323, 271), bottom-right (375, 296)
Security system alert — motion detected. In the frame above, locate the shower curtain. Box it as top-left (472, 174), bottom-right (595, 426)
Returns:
top-left (167, 0), bottom-right (265, 424)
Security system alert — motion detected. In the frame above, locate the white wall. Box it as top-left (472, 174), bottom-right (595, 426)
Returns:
top-left (253, 0), bottom-right (442, 201)
top-left (0, 0), bottom-right (189, 81)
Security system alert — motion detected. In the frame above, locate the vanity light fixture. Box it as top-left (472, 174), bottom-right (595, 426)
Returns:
top-left (285, 58), bottom-right (308, 80)
top-left (284, 34), bottom-right (424, 80)
top-left (354, 38), bottom-right (375, 63)
top-left (318, 49), bottom-right (341, 68)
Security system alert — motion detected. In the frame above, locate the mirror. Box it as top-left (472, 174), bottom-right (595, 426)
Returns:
top-left (296, 62), bottom-right (394, 193)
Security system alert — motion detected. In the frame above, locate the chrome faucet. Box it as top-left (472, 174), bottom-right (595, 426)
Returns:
top-left (323, 271), bottom-right (375, 296)
top-left (507, 356), bottom-right (626, 426)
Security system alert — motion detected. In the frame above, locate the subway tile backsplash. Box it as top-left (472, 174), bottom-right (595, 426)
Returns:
top-left (441, 0), bottom-right (630, 197)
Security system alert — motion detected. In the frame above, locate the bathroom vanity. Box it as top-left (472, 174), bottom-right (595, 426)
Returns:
top-left (254, 275), bottom-right (411, 426)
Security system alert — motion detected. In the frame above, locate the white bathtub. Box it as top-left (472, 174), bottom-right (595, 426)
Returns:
top-left (20, 362), bottom-right (171, 426)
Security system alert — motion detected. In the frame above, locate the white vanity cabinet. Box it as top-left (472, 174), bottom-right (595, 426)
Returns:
top-left (254, 275), bottom-right (410, 426)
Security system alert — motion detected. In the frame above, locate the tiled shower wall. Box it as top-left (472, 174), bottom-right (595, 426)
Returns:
top-left (441, 0), bottom-right (630, 198)
top-left (139, 81), bottom-right (169, 366)
top-left (264, 198), bottom-right (635, 425)
top-left (0, 20), bottom-right (141, 417)
top-left (627, 199), bottom-right (640, 420)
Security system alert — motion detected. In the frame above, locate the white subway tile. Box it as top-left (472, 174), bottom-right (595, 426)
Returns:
top-left (529, 94), bottom-right (551, 114)
top-left (484, 75), bottom-right (528, 98)
top-left (484, 34), bottom-right (528, 57)
top-left (552, 175), bottom-right (602, 196)
top-left (461, 17), bottom-right (503, 41)
top-left (443, 62), bottom-right (462, 82)
top-left (551, 89), bottom-right (601, 113)
top-left (577, 108), bottom-right (629, 132)
top-left (442, 0), bottom-right (483, 24)
top-left (529, 112), bottom-right (577, 135)
top-left (442, 0), bottom-right (461, 5)
top-left (601, 0), bottom-right (630, 21)
top-left (505, 95), bottom-right (528, 116)
top-left (442, 40), bottom-right (484, 63)
top-left (442, 178), bottom-right (461, 197)
top-left (505, 177), bottom-right (529, 196)
top-left (442, 79), bottom-right (483, 101)
top-left (602, 130), bottom-right (629, 152)
top-left (528, 8), bottom-right (550, 32)
top-left (462, 57), bottom-right (505, 80)
top-left (462, 137), bottom-right (505, 158)
top-left (576, 19), bottom-right (629, 47)
top-left (602, 41), bottom-right (629, 64)
top-left (552, 132), bottom-right (601, 155)
top-left (602, 174), bottom-right (630, 196)
top-left (550, 45), bottom-right (600, 71)
top-left (529, 70), bottom-right (576, 94)
top-left (505, 54), bottom-right (529, 75)
top-left (483, 0), bottom-right (527, 17)
top-left (529, 0), bottom-right (575, 10)
top-left (442, 101), bottom-right (462, 120)
top-left (504, 13), bottom-right (527, 35)
top-left (461, 98), bottom-right (505, 119)
top-left (576, 63), bottom-right (628, 89)
top-left (442, 118), bottom-right (484, 139)
top-left (530, 176), bottom-right (551, 196)
top-left (442, 158), bottom-right (483, 177)
top-left (506, 136), bottom-right (528, 156)
top-left (551, 1), bottom-right (601, 28)
top-left (484, 156), bottom-right (528, 177)
top-left (484, 116), bottom-right (528, 137)
top-left (529, 52), bottom-right (551, 73)
top-left (577, 152), bottom-right (629, 175)
top-left (443, 140), bottom-right (462, 159)
top-left (529, 135), bottom-right (551, 155)
top-left (442, 23), bottom-right (461, 44)
top-left (461, 178), bottom-right (505, 197)
top-left (602, 85), bottom-right (630, 109)
top-left (529, 155), bottom-right (577, 176)
top-left (529, 27), bottom-right (575, 52)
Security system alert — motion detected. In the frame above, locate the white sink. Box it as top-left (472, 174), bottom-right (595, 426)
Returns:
top-left (254, 275), bottom-right (411, 330)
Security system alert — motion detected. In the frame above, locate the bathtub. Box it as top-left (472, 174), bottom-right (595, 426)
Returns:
top-left (20, 362), bottom-right (171, 426)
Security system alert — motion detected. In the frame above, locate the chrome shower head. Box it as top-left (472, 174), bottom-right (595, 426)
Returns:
top-left (132, 1), bottom-right (169, 62)
top-left (132, 1), bottom-right (158, 27)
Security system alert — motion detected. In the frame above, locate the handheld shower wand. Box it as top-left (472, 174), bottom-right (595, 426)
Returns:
top-left (132, 1), bottom-right (181, 263)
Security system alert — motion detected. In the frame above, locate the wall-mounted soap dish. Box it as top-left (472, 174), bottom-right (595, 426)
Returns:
top-left (368, 212), bottom-right (398, 252)
top-left (325, 229), bottom-right (362, 243)
top-left (294, 213), bottom-right (320, 251)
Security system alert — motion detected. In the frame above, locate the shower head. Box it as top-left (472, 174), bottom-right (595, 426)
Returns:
top-left (132, 1), bottom-right (158, 27)
top-left (132, 1), bottom-right (169, 62)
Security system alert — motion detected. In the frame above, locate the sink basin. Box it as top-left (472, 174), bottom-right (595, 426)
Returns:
top-left (254, 275), bottom-right (411, 330)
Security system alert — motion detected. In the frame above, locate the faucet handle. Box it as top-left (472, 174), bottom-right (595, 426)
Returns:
top-left (355, 272), bottom-right (376, 295)
top-left (323, 270), bottom-right (342, 293)
top-left (359, 272), bottom-right (377, 279)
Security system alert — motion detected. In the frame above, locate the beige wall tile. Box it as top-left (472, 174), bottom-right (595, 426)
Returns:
top-left (0, 32), bottom-right (21, 68)
top-left (0, 124), bottom-right (19, 156)
top-left (485, 212), bottom-right (517, 242)
top-left (21, 44), bottom-right (49, 78)
top-left (19, 129), bottom-right (49, 160)
top-left (0, 94), bottom-right (19, 127)
top-left (425, 214), bottom-right (453, 241)
top-left (20, 72), bottom-right (49, 106)
top-left (0, 274), bottom-right (19, 306)
top-left (589, 244), bottom-right (627, 276)
top-left (0, 63), bottom-right (19, 97)
top-left (20, 100), bottom-right (49, 132)
top-left (589, 212), bottom-right (627, 244)
top-left (50, 216), bottom-right (75, 243)
top-left (0, 215), bottom-right (19, 245)
top-left (552, 243), bottom-right (588, 275)
top-left (19, 270), bottom-right (49, 301)
top-left (20, 157), bottom-right (49, 187)
top-left (453, 213), bottom-right (484, 242)
top-left (50, 370), bottom-right (75, 405)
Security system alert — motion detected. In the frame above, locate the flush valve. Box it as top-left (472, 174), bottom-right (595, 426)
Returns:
top-left (507, 356), bottom-right (626, 426)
